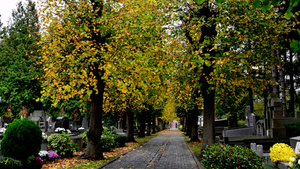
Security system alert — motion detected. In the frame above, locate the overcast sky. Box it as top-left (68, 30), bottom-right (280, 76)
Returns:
top-left (0, 0), bottom-right (27, 27)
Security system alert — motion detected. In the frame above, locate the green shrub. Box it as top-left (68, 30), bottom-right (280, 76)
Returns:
top-left (238, 120), bottom-right (246, 127)
top-left (178, 125), bottom-right (183, 131)
top-left (202, 144), bottom-right (263, 169)
top-left (47, 132), bottom-right (77, 157)
top-left (115, 136), bottom-right (127, 147)
top-left (81, 130), bottom-right (88, 148)
top-left (0, 119), bottom-right (43, 164)
top-left (285, 122), bottom-right (300, 137)
top-left (82, 127), bottom-right (119, 150)
top-left (0, 156), bottom-right (22, 169)
top-left (101, 126), bottom-right (118, 150)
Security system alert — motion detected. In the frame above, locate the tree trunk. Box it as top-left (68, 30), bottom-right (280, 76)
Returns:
top-left (182, 117), bottom-right (185, 132)
top-left (190, 104), bottom-right (200, 141)
top-left (186, 113), bottom-right (191, 137)
top-left (248, 87), bottom-right (254, 113)
top-left (146, 111), bottom-right (151, 136)
top-left (276, 49), bottom-right (287, 117)
top-left (202, 89), bottom-right (215, 149)
top-left (85, 78), bottom-right (105, 159)
top-left (152, 113), bottom-right (156, 133)
top-left (126, 109), bottom-right (136, 142)
top-left (289, 52), bottom-right (295, 115)
top-left (138, 110), bottom-right (146, 138)
top-left (272, 49), bottom-right (279, 97)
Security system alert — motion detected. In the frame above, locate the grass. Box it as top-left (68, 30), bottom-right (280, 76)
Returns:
top-left (183, 133), bottom-right (203, 161)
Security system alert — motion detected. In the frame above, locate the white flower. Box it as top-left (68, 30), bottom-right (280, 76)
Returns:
top-left (78, 127), bottom-right (84, 130)
top-left (67, 129), bottom-right (71, 134)
top-left (290, 157), bottom-right (296, 162)
top-left (39, 151), bottom-right (49, 157)
top-left (42, 132), bottom-right (48, 140)
top-left (0, 128), bottom-right (6, 133)
top-left (55, 127), bottom-right (65, 132)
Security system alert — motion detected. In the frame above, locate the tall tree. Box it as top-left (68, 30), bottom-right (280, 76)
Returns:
top-left (0, 0), bottom-right (41, 118)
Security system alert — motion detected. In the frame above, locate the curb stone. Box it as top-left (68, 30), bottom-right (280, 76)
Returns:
top-left (182, 133), bottom-right (203, 169)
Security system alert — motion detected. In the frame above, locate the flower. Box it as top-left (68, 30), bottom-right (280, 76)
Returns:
top-left (78, 127), bottom-right (84, 131)
top-left (67, 129), bottom-right (71, 134)
top-left (290, 157), bottom-right (296, 162)
top-left (269, 143), bottom-right (295, 163)
top-left (42, 132), bottom-right (48, 140)
top-left (0, 128), bottom-right (6, 133)
top-left (34, 157), bottom-right (43, 168)
top-left (38, 151), bottom-right (49, 158)
top-left (47, 150), bottom-right (59, 159)
top-left (55, 127), bottom-right (65, 132)
top-left (290, 161), bottom-right (294, 168)
top-left (298, 159), bottom-right (300, 165)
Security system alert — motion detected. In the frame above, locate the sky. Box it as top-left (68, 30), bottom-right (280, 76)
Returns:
top-left (0, 0), bottom-right (26, 27)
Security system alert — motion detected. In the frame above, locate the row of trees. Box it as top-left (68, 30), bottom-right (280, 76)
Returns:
top-left (1, 0), bottom-right (300, 159)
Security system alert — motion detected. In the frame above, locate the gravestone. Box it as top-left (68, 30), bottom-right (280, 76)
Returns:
top-left (256, 120), bottom-right (264, 136)
top-left (250, 143), bottom-right (257, 152)
top-left (81, 117), bottom-right (88, 130)
top-left (245, 105), bottom-right (251, 126)
top-left (54, 117), bottom-right (69, 130)
top-left (27, 110), bottom-right (48, 132)
top-left (69, 121), bottom-right (77, 130)
top-left (257, 145), bottom-right (263, 157)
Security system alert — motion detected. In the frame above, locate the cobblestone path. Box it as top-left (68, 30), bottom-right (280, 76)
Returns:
top-left (101, 129), bottom-right (200, 169)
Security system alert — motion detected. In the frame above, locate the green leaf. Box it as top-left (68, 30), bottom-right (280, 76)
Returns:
top-left (271, 0), bottom-right (280, 6)
top-left (290, 40), bottom-right (300, 52)
top-left (253, 0), bottom-right (260, 8)
top-left (285, 9), bottom-right (293, 19)
top-left (216, 0), bottom-right (224, 4)
top-left (262, 0), bottom-right (270, 11)
top-left (195, 0), bottom-right (205, 5)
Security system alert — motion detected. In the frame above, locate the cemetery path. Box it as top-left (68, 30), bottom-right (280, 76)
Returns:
top-left (100, 129), bottom-right (200, 169)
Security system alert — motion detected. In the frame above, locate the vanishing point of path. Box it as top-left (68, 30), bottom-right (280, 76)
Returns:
top-left (101, 129), bottom-right (200, 169)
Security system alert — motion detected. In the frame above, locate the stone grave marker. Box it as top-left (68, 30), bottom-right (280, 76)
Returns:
top-left (245, 105), bottom-right (251, 126)
top-left (81, 117), bottom-right (89, 130)
top-left (54, 117), bottom-right (69, 130)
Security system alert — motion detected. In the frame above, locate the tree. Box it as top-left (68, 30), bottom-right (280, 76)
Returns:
top-left (38, 0), bottom-right (172, 159)
top-left (0, 0), bottom-right (42, 118)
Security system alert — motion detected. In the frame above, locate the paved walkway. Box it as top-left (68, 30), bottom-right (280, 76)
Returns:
top-left (101, 129), bottom-right (200, 169)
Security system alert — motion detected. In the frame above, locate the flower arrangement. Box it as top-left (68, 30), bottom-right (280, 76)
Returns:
top-left (0, 128), bottom-right (6, 136)
top-left (47, 150), bottom-right (59, 160)
top-left (34, 157), bottom-right (43, 169)
top-left (42, 132), bottom-right (48, 141)
top-left (78, 127), bottom-right (85, 131)
top-left (269, 143), bottom-right (295, 163)
top-left (38, 151), bottom-right (49, 161)
top-left (55, 127), bottom-right (71, 134)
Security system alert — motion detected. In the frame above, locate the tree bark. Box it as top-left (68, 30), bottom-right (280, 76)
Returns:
top-left (152, 113), bottom-right (156, 133)
top-left (289, 52), bottom-right (295, 115)
top-left (202, 89), bottom-right (215, 149)
top-left (126, 109), bottom-right (136, 142)
top-left (146, 111), bottom-right (151, 136)
top-left (138, 110), bottom-right (146, 138)
top-left (248, 87), bottom-right (254, 113)
top-left (276, 49), bottom-right (287, 117)
top-left (190, 104), bottom-right (200, 141)
top-left (186, 113), bottom-right (191, 137)
top-left (85, 77), bottom-right (105, 159)
top-left (272, 49), bottom-right (279, 97)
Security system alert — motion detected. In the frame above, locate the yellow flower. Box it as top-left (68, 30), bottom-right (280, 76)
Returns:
top-left (298, 159), bottom-right (300, 165)
top-left (269, 143), bottom-right (295, 163)
top-left (289, 161), bottom-right (294, 168)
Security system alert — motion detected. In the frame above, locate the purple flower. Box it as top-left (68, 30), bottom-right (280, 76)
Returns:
top-left (47, 150), bottom-right (59, 159)
top-left (34, 157), bottom-right (43, 168)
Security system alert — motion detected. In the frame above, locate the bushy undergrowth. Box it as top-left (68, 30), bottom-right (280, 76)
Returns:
top-left (47, 132), bottom-right (77, 157)
top-left (201, 144), bottom-right (263, 169)
top-left (0, 156), bottom-right (22, 169)
top-left (82, 126), bottom-right (119, 150)
top-left (0, 119), bottom-right (43, 164)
